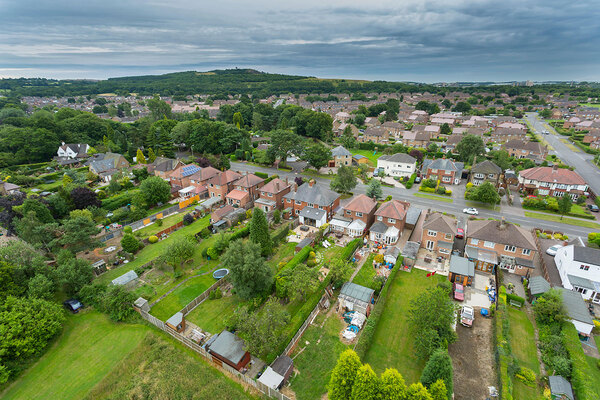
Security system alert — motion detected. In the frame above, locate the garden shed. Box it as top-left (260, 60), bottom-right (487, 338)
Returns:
top-left (549, 375), bottom-right (574, 400)
top-left (166, 312), bottom-right (186, 333)
top-left (339, 282), bottom-right (375, 316)
top-left (402, 241), bottom-right (420, 268)
top-left (448, 255), bottom-right (475, 286)
top-left (384, 246), bottom-right (401, 265)
top-left (559, 288), bottom-right (594, 335)
top-left (205, 330), bottom-right (251, 371)
top-left (271, 355), bottom-right (293, 383)
top-left (528, 275), bottom-right (550, 301)
top-left (257, 367), bottom-right (284, 390)
top-left (111, 270), bottom-right (138, 287)
top-left (295, 237), bottom-right (313, 252)
top-left (133, 297), bottom-right (150, 313)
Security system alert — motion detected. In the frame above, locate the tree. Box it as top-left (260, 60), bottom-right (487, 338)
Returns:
top-left (136, 148), bottom-right (147, 164)
top-left (533, 288), bottom-right (566, 326)
top-left (139, 176), bottom-right (171, 206)
top-left (147, 147), bottom-right (157, 162)
top-left (350, 364), bottom-right (379, 400)
top-left (303, 142), bottom-right (332, 170)
top-left (331, 165), bottom-right (357, 193)
top-left (56, 257), bottom-right (94, 296)
top-left (455, 134), bottom-right (485, 163)
top-left (407, 383), bottom-right (434, 400)
top-left (230, 298), bottom-right (289, 359)
top-left (329, 259), bottom-right (353, 288)
top-left (440, 123), bottom-right (451, 135)
top-left (409, 149), bottom-right (424, 163)
top-left (340, 126), bottom-right (357, 149)
top-left (328, 349), bottom-right (362, 400)
top-left (232, 111), bottom-right (244, 129)
top-left (267, 129), bottom-right (303, 164)
top-left (380, 368), bottom-right (407, 400)
top-left (472, 182), bottom-right (500, 204)
top-left (54, 216), bottom-right (100, 253)
top-left (147, 97), bottom-right (172, 120)
top-left (27, 274), bottom-right (55, 300)
top-left (289, 263), bottom-right (320, 301)
top-left (429, 380), bottom-right (448, 400)
top-left (420, 348), bottom-right (453, 399)
top-left (490, 150), bottom-right (512, 170)
top-left (249, 208), bottom-right (272, 255)
top-left (453, 101), bottom-right (472, 113)
top-left (354, 113), bottom-right (366, 126)
top-left (558, 194), bottom-right (572, 220)
top-left (366, 179), bottom-right (383, 200)
top-left (221, 240), bottom-right (273, 300)
top-left (14, 198), bottom-right (54, 224)
top-left (0, 261), bottom-right (27, 300)
top-left (70, 186), bottom-right (101, 209)
top-left (409, 287), bottom-right (457, 359)
top-left (272, 209), bottom-right (281, 224)
top-left (102, 284), bottom-right (136, 321)
top-left (121, 233), bottom-right (142, 254)
top-left (163, 236), bottom-right (195, 269)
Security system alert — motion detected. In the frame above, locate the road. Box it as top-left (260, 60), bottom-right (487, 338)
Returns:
top-left (525, 112), bottom-right (600, 194)
top-left (231, 161), bottom-right (597, 239)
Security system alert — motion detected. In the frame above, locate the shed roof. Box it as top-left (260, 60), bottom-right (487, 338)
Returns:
top-left (528, 276), bottom-right (551, 296)
top-left (207, 330), bottom-right (247, 365)
top-left (271, 355), bottom-right (293, 376)
top-left (111, 270), bottom-right (138, 286)
top-left (257, 367), bottom-right (284, 390)
top-left (449, 255), bottom-right (475, 277)
top-left (402, 241), bottom-right (420, 260)
top-left (340, 282), bottom-right (375, 303)
top-left (549, 375), bottom-right (574, 400)
top-left (559, 288), bottom-right (594, 325)
top-left (166, 312), bottom-right (183, 327)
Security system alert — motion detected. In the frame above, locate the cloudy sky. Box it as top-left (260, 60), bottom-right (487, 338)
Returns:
top-left (1, 0), bottom-right (599, 82)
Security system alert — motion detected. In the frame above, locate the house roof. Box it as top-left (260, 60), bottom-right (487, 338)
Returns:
top-left (340, 282), bottom-right (375, 303)
top-left (422, 158), bottom-right (464, 173)
top-left (207, 170), bottom-right (242, 186)
top-left (260, 178), bottom-right (290, 194)
top-left (519, 167), bottom-right (586, 186)
top-left (331, 145), bottom-right (352, 157)
top-left (364, 126), bottom-right (388, 137)
top-left (503, 139), bottom-right (544, 153)
top-left (423, 212), bottom-right (457, 235)
top-left (344, 194), bottom-right (377, 214)
top-left (211, 204), bottom-right (235, 221)
top-left (449, 255), bottom-right (475, 276)
top-left (472, 160), bottom-right (502, 175)
top-left (402, 241), bottom-right (420, 259)
top-left (559, 288), bottom-right (594, 325)
top-left (567, 274), bottom-right (595, 290)
top-left (226, 189), bottom-right (249, 201)
top-left (370, 221), bottom-right (388, 233)
top-left (378, 153), bottom-right (416, 164)
top-left (188, 166), bottom-right (220, 182)
top-left (405, 206), bottom-right (422, 226)
top-left (375, 199), bottom-right (408, 220)
top-left (528, 276), bottom-right (551, 296)
top-left (467, 219), bottom-right (536, 250)
top-left (284, 182), bottom-right (339, 207)
top-left (207, 330), bottom-right (248, 365)
top-left (572, 246), bottom-right (600, 265)
top-left (271, 355), bottom-right (293, 376)
top-left (233, 173), bottom-right (265, 188)
top-left (549, 376), bottom-right (574, 400)
top-left (178, 164), bottom-right (202, 178)
top-left (298, 207), bottom-right (326, 221)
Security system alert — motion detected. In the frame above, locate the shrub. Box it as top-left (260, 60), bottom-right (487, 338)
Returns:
top-left (436, 186), bottom-right (446, 195)
top-left (121, 233), bottom-right (141, 253)
top-left (199, 227), bottom-right (211, 239)
top-left (506, 293), bottom-right (525, 306)
top-left (255, 171), bottom-right (269, 179)
top-left (419, 186), bottom-right (436, 193)
top-left (514, 367), bottom-right (536, 387)
top-left (384, 195), bottom-right (392, 201)
top-left (148, 235), bottom-right (158, 244)
top-left (340, 238), bottom-right (362, 261)
top-left (206, 247), bottom-right (218, 259)
top-left (123, 225), bottom-right (133, 234)
top-left (230, 225), bottom-right (250, 241)
top-left (405, 173), bottom-right (417, 189)
top-left (183, 213), bottom-right (194, 225)
top-left (277, 246), bottom-right (311, 275)
top-left (155, 218), bottom-right (163, 227)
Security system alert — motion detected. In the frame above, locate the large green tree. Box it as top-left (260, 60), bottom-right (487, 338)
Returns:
top-left (221, 240), bottom-right (273, 300)
top-left (139, 176), bottom-right (171, 206)
top-left (558, 194), bottom-right (573, 219)
top-left (303, 142), bottom-right (332, 170)
top-left (249, 208), bottom-right (272, 255)
top-left (420, 348), bottom-right (453, 399)
top-left (366, 179), bottom-right (383, 200)
top-left (379, 368), bottom-right (408, 400)
top-left (456, 134), bottom-right (485, 163)
top-left (350, 364), bottom-right (380, 400)
top-left (289, 263), bottom-right (320, 301)
top-left (162, 236), bottom-right (195, 269)
top-left (56, 257), bottom-right (94, 296)
top-left (267, 129), bottom-right (303, 164)
top-left (53, 216), bottom-right (101, 253)
top-left (328, 349), bottom-right (362, 400)
top-left (471, 182), bottom-right (500, 204)
top-left (330, 165), bottom-right (357, 193)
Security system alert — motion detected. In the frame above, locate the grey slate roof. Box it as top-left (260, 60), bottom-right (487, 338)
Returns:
top-left (449, 255), bottom-right (475, 276)
top-left (471, 160), bottom-right (502, 175)
top-left (284, 183), bottom-right (339, 207)
top-left (528, 276), bottom-right (550, 296)
top-left (559, 288), bottom-right (594, 325)
top-left (567, 274), bottom-right (595, 290)
top-left (405, 207), bottom-right (422, 226)
top-left (271, 355), bottom-right (293, 376)
top-left (298, 207), bottom-right (326, 221)
top-left (423, 213), bottom-right (457, 235)
top-left (402, 241), bottom-right (420, 260)
top-left (549, 375), bottom-right (574, 400)
top-left (421, 158), bottom-right (464, 173)
top-left (369, 221), bottom-right (388, 234)
top-left (331, 145), bottom-right (352, 157)
top-left (207, 330), bottom-right (247, 365)
top-left (573, 246), bottom-right (600, 265)
top-left (378, 153), bottom-right (416, 164)
top-left (340, 282), bottom-right (375, 303)
top-left (467, 219), bottom-right (536, 251)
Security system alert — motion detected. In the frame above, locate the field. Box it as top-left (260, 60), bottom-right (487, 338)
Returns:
top-left (149, 273), bottom-right (216, 320)
top-left (579, 103), bottom-right (600, 108)
top-left (413, 192), bottom-right (454, 203)
top-left (289, 309), bottom-right (349, 400)
top-left (363, 268), bottom-right (445, 383)
top-left (524, 211), bottom-right (600, 229)
top-left (508, 308), bottom-right (544, 399)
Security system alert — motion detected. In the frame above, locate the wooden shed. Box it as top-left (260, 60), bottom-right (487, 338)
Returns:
top-left (271, 355), bottom-right (293, 383)
top-left (448, 255), bottom-right (475, 286)
top-left (166, 312), bottom-right (186, 333)
top-left (205, 330), bottom-right (251, 371)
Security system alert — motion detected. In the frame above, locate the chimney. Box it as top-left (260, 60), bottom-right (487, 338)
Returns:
top-left (275, 181), bottom-right (280, 192)
top-left (552, 165), bottom-right (558, 172)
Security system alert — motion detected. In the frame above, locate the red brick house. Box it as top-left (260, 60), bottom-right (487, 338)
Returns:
top-left (421, 158), bottom-right (464, 185)
top-left (283, 180), bottom-right (340, 227)
top-left (369, 200), bottom-right (409, 244)
top-left (207, 170), bottom-right (242, 200)
top-left (330, 194), bottom-right (377, 237)
top-left (231, 173), bottom-right (265, 201)
top-left (255, 178), bottom-right (291, 212)
top-left (503, 139), bottom-right (548, 163)
top-left (421, 212), bottom-right (457, 258)
top-left (518, 166), bottom-right (588, 200)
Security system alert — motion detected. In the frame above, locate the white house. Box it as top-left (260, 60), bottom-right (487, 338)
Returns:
top-left (377, 153), bottom-right (417, 178)
top-left (554, 245), bottom-right (600, 304)
top-left (57, 143), bottom-right (90, 159)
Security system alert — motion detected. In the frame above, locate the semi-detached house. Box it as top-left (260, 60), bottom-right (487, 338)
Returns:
top-left (555, 245), bottom-right (600, 305)
top-left (421, 158), bottom-right (464, 185)
top-left (518, 166), bottom-right (588, 200)
top-left (284, 180), bottom-right (340, 228)
top-left (421, 212), bottom-right (457, 258)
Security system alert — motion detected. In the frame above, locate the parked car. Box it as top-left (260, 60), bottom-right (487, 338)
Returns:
top-left (587, 204), bottom-right (599, 212)
top-left (414, 176), bottom-right (421, 183)
top-left (63, 299), bottom-right (83, 313)
top-left (453, 283), bottom-right (465, 301)
top-left (546, 244), bottom-right (564, 256)
top-left (463, 207), bottom-right (478, 215)
top-left (460, 305), bottom-right (474, 327)
top-left (456, 228), bottom-right (465, 239)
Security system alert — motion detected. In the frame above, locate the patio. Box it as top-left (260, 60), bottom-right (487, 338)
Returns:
top-left (287, 225), bottom-right (318, 243)
top-left (414, 247), bottom-right (450, 275)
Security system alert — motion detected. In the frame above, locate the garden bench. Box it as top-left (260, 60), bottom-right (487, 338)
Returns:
top-left (509, 300), bottom-right (522, 308)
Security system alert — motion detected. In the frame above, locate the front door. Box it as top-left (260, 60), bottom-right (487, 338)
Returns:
top-left (426, 240), bottom-right (434, 251)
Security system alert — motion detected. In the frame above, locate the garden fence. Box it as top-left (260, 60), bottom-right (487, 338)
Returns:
top-left (282, 300), bottom-right (322, 356)
top-left (531, 228), bottom-right (551, 283)
top-left (179, 277), bottom-right (230, 316)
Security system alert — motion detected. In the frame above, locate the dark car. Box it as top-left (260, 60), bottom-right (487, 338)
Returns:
top-left (587, 204), bottom-right (599, 212)
top-left (414, 176), bottom-right (422, 183)
top-left (63, 299), bottom-right (83, 313)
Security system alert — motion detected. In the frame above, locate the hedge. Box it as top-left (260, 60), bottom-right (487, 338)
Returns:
top-left (494, 295), bottom-right (515, 400)
top-left (563, 322), bottom-right (598, 399)
top-left (264, 174), bottom-right (279, 184)
top-left (506, 293), bottom-right (525, 306)
top-left (277, 246), bottom-right (311, 275)
top-left (340, 238), bottom-right (362, 261)
top-left (271, 223), bottom-right (290, 244)
top-left (254, 171), bottom-right (269, 179)
top-left (229, 225), bottom-right (250, 241)
top-left (405, 173), bottom-right (417, 189)
top-left (102, 191), bottom-right (136, 211)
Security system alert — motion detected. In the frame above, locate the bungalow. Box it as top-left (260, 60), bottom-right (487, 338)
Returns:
top-left (330, 194), bottom-right (377, 237)
top-left (518, 166), bottom-right (588, 200)
top-left (377, 153), bottom-right (417, 178)
top-left (421, 212), bottom-right (457, 258)
top-left (421, 158), bottom-right (464, 185)
top-left (255, 178), bottom-right (291, 212)
top-left (448, 255), bottom-right (475, 286)
top-left (470, 160), bottom-right (502, 187)
top-left (369, 200), bottom-right (409, 244)
top-left (205, 330), bottom-right (251, 371)
top-left (283, 180), bottom-right (340, 227)
top-left (554, 245), bottom-right (600, 304)
top-left (87, 152), bottom-right (130, 182)
top-left (329, 145), bottom-right (352, 167)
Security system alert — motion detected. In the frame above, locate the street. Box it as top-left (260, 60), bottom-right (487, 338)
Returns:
top-left (231, 161), bottom-right (597, 239)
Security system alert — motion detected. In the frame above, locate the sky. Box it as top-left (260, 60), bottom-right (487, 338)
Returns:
top-left (1, 0), bottom-right (599, 82)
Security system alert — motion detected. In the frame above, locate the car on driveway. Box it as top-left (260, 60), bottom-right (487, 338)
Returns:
top-left (453, 283), bottom-right (465, 301)
top-left (460, 305), bottom-right (474, 327)
top-left (455, 227), bottom-right (465, 239)
top-left (63, 299), bottom-right (83, 313)
top-left (463, 207), bottom-right (478, 215)
top-left (546, 244), bottom-right (564, 256)
top-left (587, 204), bottom-right (599, 212)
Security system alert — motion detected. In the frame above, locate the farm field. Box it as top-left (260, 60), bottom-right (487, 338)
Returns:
top-left (363, 268), bottom-right (445, 384)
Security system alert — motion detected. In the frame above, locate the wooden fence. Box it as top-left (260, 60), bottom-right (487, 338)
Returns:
top-left (282, 294), bottom-right (324, 356)
top-left (180, 276), bottom-right (229, 316)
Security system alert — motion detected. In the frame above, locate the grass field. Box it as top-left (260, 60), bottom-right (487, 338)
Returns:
top-left (267, 241), bottom-right (297, 272)
top-left (508, 308), bottom-right (544, 399)
top-left (186, 294), bottom-right (242, 334)
top-left (289, 310), bottom-right (349, 400)
top-left (150, 274), bottom-right (216, 320)
top-left (560, 138), bottom-right (581, 152)
top-left (579, 103), bottom-right (600, 108)
top-left (2, 312), bottom-right (148, 400)
top-left (134, 211), bottom-right (185, 237)
top-left (352, 254), bottom-right (378, 290)
top-left (363, 269), bottom-right (445, 383)
top-left (352, 149), bottom-right (381, 165)
top-left (524, 211), bottom-right (600, 229)
top-left (413, 192), bottom-right (454, 203)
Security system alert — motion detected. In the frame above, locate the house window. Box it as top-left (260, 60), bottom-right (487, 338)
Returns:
top-left (474, 173), bottom-right (484, 179)
top-left (484, 241), bottom-right (495, 248)
top-left (268, 193), bottom-right (273, 197)
top-left (431, 169), bottom-right (438, 173)
top-left (428, 230), bottom-right (437, 237)
top-left (575, 287), bottom-right (588, 295)
top-left (388, 218), bottom-right (395, 224)
top-left (471, 238), bottom-right (479, 245)
top-left (356, 212), bottom-right (363, 217)
top-left (445, 233), bottom-right (452, 240)
top-left (346, 210), bottom-right (352, 215)
top-left (522, 249), bottom-right (531, 256)
top-left (504, 245), bottom-right (516, 253)
top-left (580, 265), bottom-right (590, 271)
top-left (426, 240), bottom-right (435, 250)
top-left (377, 216), bottom-right (383, 221)
top-left (488, 174), bottom-right (495, 178)
top-left (442, 177), bottom-right (451, 182)
top-left (308, 203), bottom-right (314, 208)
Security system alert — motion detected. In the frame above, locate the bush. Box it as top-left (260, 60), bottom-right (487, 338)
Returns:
top-left (121, 233), bottom-right (141, 254)
top-left (155, 218), bottom-right (163, 227)
top-left (405, 173), bottom-right (417, 189)
top-left (254, 171), bottom-right (269, 179)
top-left (506, 293), bottom-right (525, 306)
top-left (278, 246), bottom-right (312, 275)
top-left (148, 235), bottom-right (158, 244)
top-left (183, 213), bottom-right (194, 225)
top-left (123, 225), bottom-right (133, 234)
top-left (199, 227), bottom-right (211, 239)
top-left (419, 186), bottom-right (436, 193)
top-left (436, 186), bottom-right (446, 195)
top-left (230, 225), bottom-right (250, 241)
top-left (514, 367), bottom-right (536, 387)
top-left (340, 238), bottom-right (362, 261)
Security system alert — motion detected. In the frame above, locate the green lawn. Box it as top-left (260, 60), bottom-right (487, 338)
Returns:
top-left (133, 211), bottom-right (185, 237)
top-left (413, 192), bottom-right (454, 203)
top-left (507, 308), bottom-right (540, 374)
top-left (352, 254), bottom-right (379, 291)
top-left (186, 295), bottom-right (242, 334)
top-left (150, 274), bottom-right (216, 321)
top-left (524, 211), bottom-right (600, 229)
top-left (2, 312), bottom-right (148, 400)
top-left (579, 103), bottom-right (600, 108)
top-left (363, 269), bottom-right (445, 383)
top-left (289, 310), bottom-right (349, 400)
top-left (267, 241), bottom-right (297, 273)
top-left (352, 149), bottom-right (381, 165)
top-left (97, 215), bottom-right (211, 284)
top-left (303, 168), bottom-right (334, 180)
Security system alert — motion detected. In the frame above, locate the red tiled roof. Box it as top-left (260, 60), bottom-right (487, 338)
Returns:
top-left (344, 194), bottom-right (377, 214)
top-left (260, 178), bottom-right (290, 194)
top-left (234, 173), bottom-right (265, 188)
top-left (519, 167), bottom-right (586, 185)
top-left (226, 189), bottom-right (250, 201)
top-left (375, 200), bottom-right (408, 219)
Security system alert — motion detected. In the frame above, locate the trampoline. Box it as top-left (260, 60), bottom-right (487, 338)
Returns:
top-left (212, 268), bottom-right (229, 279)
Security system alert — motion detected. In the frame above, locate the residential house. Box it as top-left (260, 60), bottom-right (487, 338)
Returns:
top-left (465, 219), bottom-right (536, 275)
top-left (283, 180), bottom-right (340, 227)
top-left (554, 245), bottom-right (600, 304)
top-left (335, 111), bottom-right (351, 122)
top-left (575, 120), bottom-right (600, 132)
top-left (497, 122), bottom-right (527, 131)
top-left (557, 288), bottom-right (594, 336)
top-left (207, 170), bottom-right (242, 200)
top-left (255, 178), bottom-right (291, 212)
top-left (232, 173), bottom-right (265, 200)
top-left (443, 134), bottom-right (463, 153)
top-left (377, 153), bottom-right (417, 178)
top-left (402, 131), bottom-right (431, 148)
top-left (329, 146), bottom-right (352, 167)
top-left (359, 126), bottom-right (389, 144)
top-left (56, 143), bottom-right (89, 160)
top-left (205, 330), bottom-right (251, 371)
top-left (186, 166), bottom-right (221, 189)
top-left (563, 117), bottom-right (581, 129)
top-left (470, 160), bottom-right (502, 187)
top-left (369, 200), bottom-right (409, 244)
top-left (167, 164), bottom-right (202, 188)
top-left (148, 157), bottom-right (184, 179)
top-left (413, 124), bottom-right (441, 138)
top-left (382, 121), bottom-right (404, 136)
top-left (86, 152), bottom-right (130, 182)
top-left (421, 212), bottom-right (457, 257)
top-left (491, 127), bottom-right (527, 143)
top-left (330, 194), bottom-right (377, 237)
top-left (518, 166), bottom-right (588, 200)
top-left (407, 110), bottom-right (429, 124)
top-left (421, 158), bottom-right (464, 185)
top-left (503, 139), bottom-right (547, 162)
